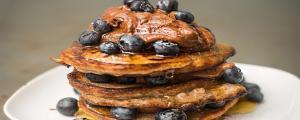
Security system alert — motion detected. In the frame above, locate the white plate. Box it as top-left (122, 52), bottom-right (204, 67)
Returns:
top-left (3, 63), bottom-right (300, 120)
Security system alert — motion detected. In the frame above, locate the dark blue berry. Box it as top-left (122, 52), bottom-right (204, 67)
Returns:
top-left (56, 97), bottom-right (78, 116)
top-left (153, 40), bottom-right (180, 56)
top-left (206, 101), bottom-right (226, 109)
top-left (93, 19), bottom-right (112, 34)
top-left (73, 88), bottom-right (80, 95)
top-left (144, 76), bottom-right (168, 85)
top-left (86, 73), bottom-right (112, 83)
top-left (175, 11), bottom-right (195, 24)
top-left (99, 42), bottom-right (120, 54)
top-left (115, 77), bottom-right (136, 84)
top-left (157, 0), bottom-right (178, 12)
top-left (130, 1), bottom-right (154, 13)
top-left (78, 30), bottom-right (100, 46)
top-left (246, 88), bottom-right (264, 103)
top-left (124, 0), bottom-right (148, 6)
top-left (110, 107), bottom-right (137, 120)
top-left (222, 67), bottom-right (244, 84)
top-left (241, 82), bottom-right (260, 91)
top-left (124, 0), bottom-right (136, 6)
top-left (155, 109), bottom-right (187, 120)
top-left (119, 35), bottom-right (145, 52)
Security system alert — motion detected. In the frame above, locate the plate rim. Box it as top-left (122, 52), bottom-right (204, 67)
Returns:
top-left (3, 63), bottom-right (300, 120)
top-left (3, 66), bottom-right (64, 120)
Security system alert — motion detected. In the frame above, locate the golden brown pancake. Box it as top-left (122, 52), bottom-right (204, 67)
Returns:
top-left (80, 82), bottom-right (245, 109)
top-left (76, 98), bottom-right (239, 120)
top-left (69, 70), bottom-right (246, 109)
top-left (54, 42), bottom-right (235, 77)
top-left (69, 62), bottom-right (235, 87)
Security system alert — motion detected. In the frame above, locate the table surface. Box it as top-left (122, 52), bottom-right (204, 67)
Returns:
top-left (0, 0), bottom-right (299, 119)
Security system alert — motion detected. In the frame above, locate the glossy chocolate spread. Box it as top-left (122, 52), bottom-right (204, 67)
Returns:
top-left (88, 6), bottom-right (215, 52)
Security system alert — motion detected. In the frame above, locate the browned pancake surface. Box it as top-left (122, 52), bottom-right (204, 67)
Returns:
top-left (76, 98), bottom-right (239, 120)
top-left (69, 71), bottom-right (246, 109)
top-left (55, 42), bottom-right (235, 76)
top-left (69, 62), bottom-right (235, 88)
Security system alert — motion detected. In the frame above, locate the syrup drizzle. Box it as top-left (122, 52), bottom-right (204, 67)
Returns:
top-left (226, 97), bottom-right (257, 115)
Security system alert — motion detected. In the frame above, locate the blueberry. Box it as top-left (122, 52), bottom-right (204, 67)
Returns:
top-left (110, 107), bottom-right (137, 120)
top-left (86, 73), bottom-right (112, 83)
top-left (119, 35), bottom-right (145, 52)
top-left (130, 1), bottom-right (154, 13)
top-left (115, 77), bottom-right (136, 84)
top-left (241, 82), bottom-right (260, 91)
top-left (73, 88), bottom-right (80, 95)
top-left (144, 76), bottom-right (168, 85)
top-left (78, 30), bottom-right (100, 46)
top-left (175, 11), bottom-right (195, 24)
top-left (157, 0), bottom-right (178, 12)
top-left (155, 109), bottom-right (187, 120)
top-left (93, 19), bottom-right (112, 34)
top-left (206, 101), bottom-right (226, 109)
top-left (246, 88), bottom-right (264, 103)
top-left (153, 40), bottom-right (180, 56)
top-left (221, 67), bottom-right (244, 84)
top-left (124, 0), bottom-right (148, 6)
top-left (99, 42), bottom-right (120, 54)
top-left (124, 0), bottom-right (136, 6)
top-left (56, 97), bottom-right (78, 116)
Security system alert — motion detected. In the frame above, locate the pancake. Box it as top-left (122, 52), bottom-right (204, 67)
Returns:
top-left (80, 82), bottom-right (245, 109)
top-left (69, 70), bottom-right (246, 109)
top-left (51, 1), bottom-right (260, 120)
top-left (76, 97), bottom-right (239, 120)
top-left (68, 62), bottom-right (235, 88)
top-left (54, 42), bottom-right (235, 77)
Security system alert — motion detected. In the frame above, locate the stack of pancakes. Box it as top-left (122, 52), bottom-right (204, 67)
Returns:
top-left (54, 3), bottom-right (247, 120)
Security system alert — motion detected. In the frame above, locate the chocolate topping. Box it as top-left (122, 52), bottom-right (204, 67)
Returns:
top-left (88, 6), bottom-right (215, 52)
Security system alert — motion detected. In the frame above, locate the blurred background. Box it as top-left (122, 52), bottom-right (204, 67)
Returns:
top-left (0, 0), bottom-right (299, 119)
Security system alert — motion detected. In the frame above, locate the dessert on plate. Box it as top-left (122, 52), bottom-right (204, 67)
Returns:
top-left (53, 0), bottom-right (264, 120)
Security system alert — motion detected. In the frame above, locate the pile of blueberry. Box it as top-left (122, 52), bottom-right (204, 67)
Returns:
top-left (241, 81), bottom-right (264, 103)
top-left (111, 107), bottom-right (188, 120)
top-left (86, 73), bottom-right (136, 84)
top-left (86, 73), bottom-right (169, 85)
top-left (78, 0), bottom-right (196, 57)
top-left (78, 19), bottom-right (112, 46)
top-left (221, 66), bottom-right (264, 103)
